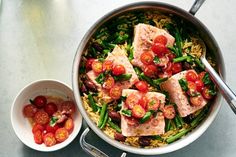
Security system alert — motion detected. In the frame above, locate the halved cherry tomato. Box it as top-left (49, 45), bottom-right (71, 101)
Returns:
top-left (33, 95), bottom-right (47, 108)
top-left (135, 81), bottom-right (148, 92)
top-left (187, 81), bottom-right (197, 96)
top-left (202, 87), bottom-right (213, 99)
top-left (45, 124), bottom-right (59, 134)
top-left (186, 71), bottom-right (198, 82)
top-left (140, 51), bottom-right (154, 65)
top-left (144, 64), bottom-right (158, 78)
top-left (138, 96), bottom-right (149, 109)
top-left (34, 110), bottom-right (49, 125)
top-left (92, 60), bottom-right (103, 74)
top-left (190, 95), bottom-right (204, 106)
top-left (125, 117), bottom-right (139, 126)
top-left (199, 71), bottom-right (206, 81)
top-left (125, 93), bottom-right (141, 110)
top-left (85, 58), bottom-right (95, 70)
top-left (171, 62), bottom-right (182, 74)
top-left (33, 130), bottom-right (43, 144)
top-left (43, 133), bottom-right (57, 147)
top-left (163, 105), bottom-right (176, 119)
top-left (23, 104), bottom-right (38, 118)
top-left (109, 85), bottom-right (122, 100)
top-left (61, 101), bottom-right (76, 115)
top-left (44, 102), bottom-right (58, 116)
top-left (102, 76), bottom-right (115, 90)
top-left (112, 65), bottom-right (126, 76)
top-left (151, 43), bottom-right (168, 57)
top-left (131, 105), bottom-right (146, 119)
top-left (32, 123), bottom-right (45, 134)
top-left (64, 118), bottom-right (74, 134)
top-left (195, 79), bottom-right (204, 92)
top-left (55, 128), bottom-right (69, 143)
top-left (154, 35), bottom-right (167, 45)
top-left (102, 60), bottom-right (113, 72)
top-left (147, 97), bottom-right (160, 111)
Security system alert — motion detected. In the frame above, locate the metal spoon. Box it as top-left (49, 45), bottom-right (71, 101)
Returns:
top-left (199, 40), bottom-right (236, 114)
top-left (80, 128), bottom-right (127, 157)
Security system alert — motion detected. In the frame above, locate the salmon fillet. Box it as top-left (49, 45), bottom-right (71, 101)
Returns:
top-left (160, 70), bottom-right (208, 117)
top-left (132, 23), bottom-right (175, 70)
top-left (121, 89), bottom-right (166, 136)
top-left (86, 45), bottom-right (139, 103)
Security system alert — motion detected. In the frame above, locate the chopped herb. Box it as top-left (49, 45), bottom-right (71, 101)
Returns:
top-left (95, 73), bottom-right (105, 84)
top-left (98, 58), bottom-right (105, 62)
top-left (202, 73), bottom-right (211, 85)
top-left (140, 111), bottom-right (152, 123)
top-left (153, 56), bottom-right (160, 64)
top-left (178, 78), bottom-right (188, 92)
top-left (50, 117), bottom-right (58, 126)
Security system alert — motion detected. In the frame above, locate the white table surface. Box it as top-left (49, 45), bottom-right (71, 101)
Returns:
top-left (1, 0), bottom-right (236, 157)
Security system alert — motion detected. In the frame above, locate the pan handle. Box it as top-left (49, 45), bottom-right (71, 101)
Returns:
top-left (189, 0), bottom-right (206, 15)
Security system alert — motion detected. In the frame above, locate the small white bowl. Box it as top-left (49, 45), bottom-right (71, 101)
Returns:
top-left (11, 79), bottom-right (83, 152)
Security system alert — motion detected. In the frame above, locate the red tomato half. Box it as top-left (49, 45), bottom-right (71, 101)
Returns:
top-left (140, 51), bottom-right (154, 65)
top-left (23, 104), bottom-right (38, 118)
top-left (199, 71), bottom-right (206, 81)
top-left (125, 93), bottom-right (141, 110)
top-left (34, 110), bottom-right (49, 125)
top-left (109, 85), bottom-right (122, 100)
top-left (102, 76), bottom-right (115, 90)
top-left (45, 124), bottom-right (59, 134)
top-left (151, 43), bottom-right (168, 57)
top-left (85, 58), bottom-right (95, 70)
top-left (61, 101), bottom-right (76, 115)
top-left (163, 105), bottom-right (176, 119)
top-left (154, 35), bottom-right (167, 45)
top-left (131, 105), bottom-right (146, 119)
top-left (33, 130), bottom-right (43, 144)
top-left (64, 118), bottom-right (74, 134)
top-left (102, 60), bottom-right (113, 72)
top-left (138, 96), bottom-right (149, 109)
top-left (202, 87), bottom-right (213, 100)
top-left (171, 62), bottom-right (182, 74)
top-left (135, 81), bottom-right (148, 92)
top-left (144, 64), bottom-right (158, 78)
top-left (112, 65), bottom-right (126, 76)
top-left (190, 95), bottom-right (204, 106)
top-left (55, 128), bottom-right (69, 143)
top-left (43, 133), bottom-right (56, 147)
top-left (147, 97), bottom-right (160, 111)
top-left (92, 60), bottom-right (103, 74)
top-left (32, 123), bottom-right (45, 134)
top-left (44, 102), bottom-right (58, 116)
top-left (186, 71), bottom-right (198, 82)
top-left (195, 79), bottom-right (204, 92)
top-left (33, 95), bottom-right (47, 108)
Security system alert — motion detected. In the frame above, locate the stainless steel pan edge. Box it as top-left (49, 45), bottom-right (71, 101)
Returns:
top-left (72, 1), bottom-right (225, 155)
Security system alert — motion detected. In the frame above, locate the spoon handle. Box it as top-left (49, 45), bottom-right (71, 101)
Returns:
top-left (201, 57), bottom-right (236, 113)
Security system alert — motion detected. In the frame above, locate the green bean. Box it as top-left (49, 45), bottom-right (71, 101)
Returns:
top-left (165, 119), bottom-right (172, 132)
top-left (98, 103), bottom-right (108, 128)
top-left (100, 111), bottom-right (108, 129)
top-left (166, 127), bottom-right (192, 143)
top-left (107, 119), bottom-right (122, 133)
top-left (173, 56), bottom-right (191, 63)
top-left (88, 93), bottom-right (98, 112)
top-left (140, 73), bottom-right (157, 87)
top-left (174, 116), bottom-right (182, 128)
top-left (114, 74), bottom-right (132, 82)
top-left (152, 135), bottom-right (163, 141)
top-left (153, 77), bottom-right (168, 85)
top-left (140, 111), bottom-right (152, 123)
top-left (190, 107), bottom-right (207, 127)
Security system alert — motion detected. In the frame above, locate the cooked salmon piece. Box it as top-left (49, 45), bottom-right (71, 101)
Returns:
top-left (121, 89), bottom-right (166, 136)
top-left (160, 70), bottom-right (208, 117)
top-left (132, 23), bottom-right (175, 70)
top-left (86, 45), bottom-right (139, 103)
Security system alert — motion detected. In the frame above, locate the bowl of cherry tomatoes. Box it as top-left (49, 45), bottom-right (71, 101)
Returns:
top-left (11, 79), bottom-right (83, 152)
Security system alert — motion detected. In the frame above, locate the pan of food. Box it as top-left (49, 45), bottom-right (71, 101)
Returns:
top-left (72, 0), bottom-right (235, 155)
